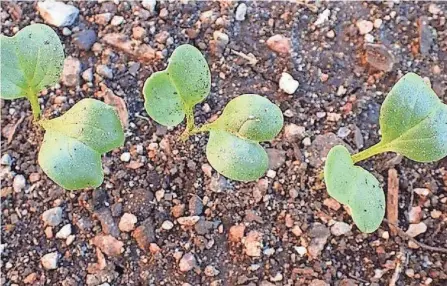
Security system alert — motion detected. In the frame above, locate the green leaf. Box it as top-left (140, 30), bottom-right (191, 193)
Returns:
top-left (324, 145), bottom-right (385, 233)
top-left (379, 73), bottom-right (447, 162)
top-left (206, 94), bottom-right (283, 181)
top-left (0, 24), bottom-right (64, 117)
top-left (143, 44), bottom-right (211, 126)
top-left (38, 99), bottom-right (125, 190)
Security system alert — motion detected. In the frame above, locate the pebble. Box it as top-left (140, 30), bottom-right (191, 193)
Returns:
top-left (374, 19), bottom-right (383, 28)
top-left (409, 206), bottom-right (422, 223)
top-left (177, 216), bottom-right (200, 226)
top-left (284, 124), bottom-right (305, 142)
top-left (382, 231), bottom-right (390, 239)
top-left (56, 224), bottom-right (72, 239)
top-left (356, 20), bottom-right (373, 35)
top-left (91, 234), bottom-right (124, 256)
top-left (66, 235), bottom-right (75, 245)
top-left (62, 27), bottom-right (72, 36)
top-left (337, 126), bottom-right (351, 138)
top-left (229, 224), bottom-right (245, 242)
top-left (142, 0), bottom-right (156, 12)
top-left (41, 252), bottom-right (59, 270)
top-left (414, 188), bottom-right (430, 197)
top-left (13, 175), bottom-right (26, 193)
top-left (266, 34), bottom-right (291, 55)
top-left (118, 213), bottom-right (137, 232)
top-left (314, 9), bottom-right (330, 26)
top-left (428, 4), bottom-right (441, 15)
top-left (326, 30), bottom-right (335, 38)
top-left (294, 246), bottom-right (307, 256)
top-left (307, 133), bottom-right (351, 167)
top-left (37, 1), bottom-right (79, 27)
top-left (171, 204), bottom-right (185, 218)
top-left (95, 207), bottom-right (120, 237)
top-left (266, 149), bottom-right (286, 170)
top-left (431, 209), bottom-right (442, 219)
top-left (120, 152), bottom-right (131, 162)
top-left (331, 222), bottom-right (351, 236)
top-left (365, 43), bottom-right (395, 72)
top-left (1, 154), bottom-right (12, 165)
top-left (161, 220), bottom-right (174, 230)
top-left (243, 231), bottom-right (263, 257)
top-left (213, 31), bottom-right (229, 48)
top-left (97, 65), bottom-right (113, 79)
top-left (111, 16), bottom-right (124, 26)
top-left (235, 3), bottom-right (247, 21)
top-left (132, 27), bottom-right (146, 40)
top-left (308, 224), bottom-right (330, 259)
top-left (189, 196), bottom-right (203, 215)
top-left (324, 198), bottom-right (341, 211)
top-left (132, 219), bottom-right (155, 251)
top-left (62, 57), bottom-right (82, 87)
top-left (73, 29), bottom-right (97, 51)
top-left (266, 170), bottom-right (276, 178)
top-left (279, 72), bottom-right (299, 94)
top-left (82, 68), bottom-right (93, 82)
top-left (291, 225), bottom-right (303, 236)
top-left (179, 253), bottom-right (197, 272)
top-left (406, 222), bottom-right (427, 237)
top-left (94, 13), bottom-right (112, 25)
top-left (204, 265), bottom-right (220, 277)
top-left (42, 207), bottom-right (63, 227)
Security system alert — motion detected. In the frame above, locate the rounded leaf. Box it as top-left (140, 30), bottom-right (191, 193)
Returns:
top-left (38, 99), bottom-right (125, 190)
top-left (324, 145), bottom-right (385, 233)
top-left (214, 94), bottom-right (283, 141)
top-left (167, 44), bottom-right (211, 106)
top-left (0, 24), bottom-right (64, 99)
top-left (206, 130), bottom-right (268, 181)
top-left (143, 71), bottom-right (185, 126)
top-left (379, 73), bottom-right (447, 162)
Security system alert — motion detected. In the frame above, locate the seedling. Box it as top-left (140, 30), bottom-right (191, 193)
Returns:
top-left (1, 24), bottom-right (64, 119)
top-left (143, 44), bottom-right (283, 181)
top-left (1, 24), bottom-right (124, 190)
top-left (324, 73), bottom-right (447, 233)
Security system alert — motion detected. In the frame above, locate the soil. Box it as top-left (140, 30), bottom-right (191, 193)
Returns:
top-left (1, 1), bottom-right (447, 286)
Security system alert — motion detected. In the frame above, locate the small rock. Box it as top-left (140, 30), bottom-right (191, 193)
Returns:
top-left (419, 17), bottom-right (434, 55)
top-left (102, 33), bottom-right (156, 62)
top-left (326, 30), bottom-right (335, 38)
top-left (356, 20), bottom-right (373, 35)
top-left (406, 222), bottom-right (427, 238)
top-left (29, 173), bottom-right (40, 183)
top-left (66, 235), bottom-right (75, 245)
top-left (213, 31), bottom-right (229, 48)
top-left (266, 149), bottom-right (286, 170)
top-left (161, 220), bottom-right (174, 230)
top-left (56, 224), bottom-right (72, 239)
top-left (409, 206), bottom-right (422, 223)
top-left (382, 231), bottom-right (390, 239)
top-left (94, 13), bottom-right (112, 25)
top-left (314, 9), bottom-right (330, 26)
top-left (171, 204), bottom-right (185, 218)
top-left (414, 188), bottom-right (430, 197)
top-left (279, 72), bottom-right (299, 94)
top-left (310, 279), bottom-right (329, 286)
top-left (142, 0), bottom-right (156, 12)
top-left (97, 65), bottom-right (113, 79)
top-left (291, 225), bottom-right (303, 237)
top-left (337, 126), bottom-right (351, 138)
top-left (73, 29), bottom-right (97, 51)
top-left (235, 3), bottom-right (247, 21)
top-left (266, 35), bottom-right (291, 55)
top-left (365, 43), bottom-right (395, 72)
top-left (37, 1), bottom-right (79, 27)
top-left (1, 154), bottom-right (12, 165)
top-left (132, 218), bottom-right (155, 251)
top-left (42, 207), bottom-right (63, 227)
top-left (284, 124), bottom-right (306, 142)
top-left (308, 224), bottom-right (330, 259)
top-left (41, 252), bottom-right (58, 270)
top-left (307, 133), bottom-right (352, 168)
top-left (188, 196), bottom-right (203, 215)
top-left (91, 235), bottom-right (124, 256)
top-left (62, 27), bottom-right (71, 36)
top-left (294, 246), bottom-right (307, 256)
top-left (120, 152), bottom-right (131, 162)
top-left (82, 68), bottom-right (93, 82)
top-left (204, 265), bottom-right (220, 277)
top-left (243, 231), bottom-right (263, 257)
top-left (323, 198), bottom-right (341, 211)
top-left (266, 170), bottom-right (276, 178)
top-left (374, 19), bottom-right (383, 28)
top-left (62, 57), bottom-right (82, 87)
top-left (229, 224), bottom-right (245, 242)
top-left (428, 4), bottom-right (441, 15)
top-left (132, 27), bottom-right (146, 40)
top-left (177, 216), bottom-right (200, 226)
top-left (331, 222), bottom-right (351, 236)
top-left (111, 16), bottom-right (124, 26)
top-left (24, 273), bottom-right (38, 284)
top-left (431, 209), bottom-right (442, 219)
top-left (179, 253), bottom-right (197, 272)
top-left (13, 175), bottom-right (26, 193)
top-left (94, 208), bottom-right (120, 237)
top-left (118, 213), bottom-right (137, 232)
top-left (270, 273), bottom-right (283, 282)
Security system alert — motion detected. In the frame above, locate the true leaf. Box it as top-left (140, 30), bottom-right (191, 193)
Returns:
top-left (143, 44), bottom-right (211, 126)
top-left (0, 24), bottom-right (64, 116)
top-left (378, 73), bottom-right (447, 162)
top-left (206, 94), bottom-right (283, 181)
top-left (38, 99), bottom-right (125, 190)
top-left (324, 145), bottom-right (385, 233)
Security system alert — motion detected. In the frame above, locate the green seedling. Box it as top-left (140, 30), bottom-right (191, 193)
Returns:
top-left (143, 44), bottom-right (283, 181)
top-left (1, 24), bottom-right (64, 119)
top-left (1, 24), bottom-right (125, 190)
top-left (324, 73), bottom-right (447, 233)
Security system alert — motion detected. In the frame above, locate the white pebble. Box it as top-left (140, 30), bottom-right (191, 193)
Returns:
top-left (279, 72), bottom-right (299, 94)
top-left (120, 152), bottom-right (131, 162)
top-left (13, 175), bottom-right (26, 193)
top-left (161, 220), bottom-right (174, 230)
top-left (56, 224), bottom-right (72, 239)
top-left (235, 3), bottom-right (247, 21)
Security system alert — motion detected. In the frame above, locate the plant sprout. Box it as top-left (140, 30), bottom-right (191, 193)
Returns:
top-left (1, 24), bottom-right (124, 190)
top-left (324, 73), bottom-right (447, 233)
top-left (143, 44), bottom-right (283, 181)
top-left (1, 24), bottom-right (64, 119)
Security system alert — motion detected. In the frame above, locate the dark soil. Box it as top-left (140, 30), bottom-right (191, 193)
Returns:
top-left (1, 1), bottom-right (446, 285)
